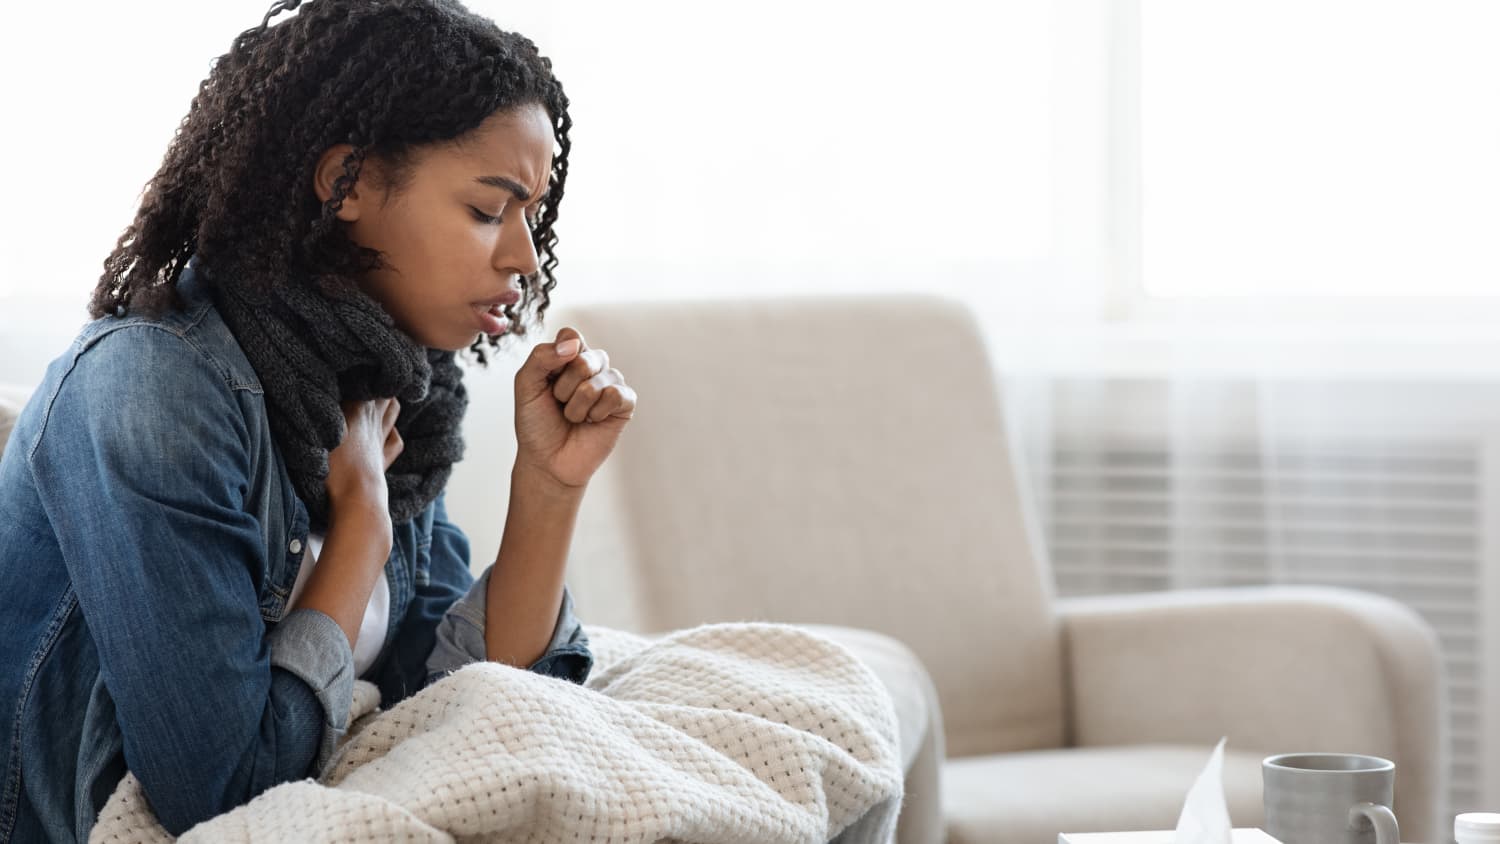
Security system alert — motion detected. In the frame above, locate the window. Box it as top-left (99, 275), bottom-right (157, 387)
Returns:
top-left (1125, 1), bottom-right (1500, 312)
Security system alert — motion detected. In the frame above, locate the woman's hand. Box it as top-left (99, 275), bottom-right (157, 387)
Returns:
top-left (513, 327), bottom-right (637, 491)
top-left (325, 397), bottom-right (404, 513)
top-left (302, 397), bottom-right (404, 648)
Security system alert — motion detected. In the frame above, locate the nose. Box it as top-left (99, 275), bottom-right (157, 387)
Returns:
top-left (493, 214), bottom-right (541, 279)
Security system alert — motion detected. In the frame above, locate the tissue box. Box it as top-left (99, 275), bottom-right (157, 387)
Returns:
top-left (1058, 831), bottom-right (1281, 844)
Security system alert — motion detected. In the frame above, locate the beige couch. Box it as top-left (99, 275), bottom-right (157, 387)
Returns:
top-left (543, 295), bottom-right (1449, 844)
top-left (0, 294), bottom-right (1449, 844)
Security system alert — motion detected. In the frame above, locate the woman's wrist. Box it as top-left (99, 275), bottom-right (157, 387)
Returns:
top-left (326, 494), bottom-right (393, 552)
top-left (327, 474), bottom-right (388, 512)
top-left (511, 459), bottom-right (588, 502)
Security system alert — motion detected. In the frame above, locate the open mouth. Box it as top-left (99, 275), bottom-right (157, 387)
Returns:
top-left (474, 303), bottom-right (509, 335)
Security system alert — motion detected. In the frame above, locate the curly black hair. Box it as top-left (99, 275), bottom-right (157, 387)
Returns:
top-left (88, 0), bottom-right (570, 361)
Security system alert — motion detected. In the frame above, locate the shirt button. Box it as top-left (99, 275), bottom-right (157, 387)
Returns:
top-left (289, 538), bottom-right (303, 555)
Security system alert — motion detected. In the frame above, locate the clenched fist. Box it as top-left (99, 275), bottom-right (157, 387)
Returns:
top-left (512, 327), bottom-right (636, 490)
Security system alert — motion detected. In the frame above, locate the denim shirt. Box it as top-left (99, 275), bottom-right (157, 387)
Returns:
top-left (0, 260), bottom-right (593, 843)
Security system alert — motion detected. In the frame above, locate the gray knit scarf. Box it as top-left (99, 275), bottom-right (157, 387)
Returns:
top-left (204, 262), bottom-right (468, 531)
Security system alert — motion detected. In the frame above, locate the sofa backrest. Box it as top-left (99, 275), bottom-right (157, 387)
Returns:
top-left (553, 295), bottom-right (1067, 757)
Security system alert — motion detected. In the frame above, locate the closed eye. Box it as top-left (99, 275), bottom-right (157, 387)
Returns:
top-left (469, 206), bottom-right (503, 225)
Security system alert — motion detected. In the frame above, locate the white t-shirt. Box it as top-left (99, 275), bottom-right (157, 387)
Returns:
top-left (284, 533), bottom-right (390, 677)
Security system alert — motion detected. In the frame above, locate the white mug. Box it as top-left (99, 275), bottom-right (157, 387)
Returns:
top-left (1262, 753), bottom-right (1399, 844)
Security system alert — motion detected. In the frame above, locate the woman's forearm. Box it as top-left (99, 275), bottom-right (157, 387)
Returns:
top-left (483, 463), bottom-right (585, 667)
top-left (296, 500), bottom-right (392, 650)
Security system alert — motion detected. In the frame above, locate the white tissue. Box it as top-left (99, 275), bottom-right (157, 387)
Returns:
top-left (1173, 737), bottom-right (1233, 844)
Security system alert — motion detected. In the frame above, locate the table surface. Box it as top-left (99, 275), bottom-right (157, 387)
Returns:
top-left (1059, 831), bottom-right (1281, 844)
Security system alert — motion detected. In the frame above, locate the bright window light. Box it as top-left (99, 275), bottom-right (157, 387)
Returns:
top-left (0, 1), bottom-right (1057, 303)
top-left (1140, 1), bottom-right (1500, 299)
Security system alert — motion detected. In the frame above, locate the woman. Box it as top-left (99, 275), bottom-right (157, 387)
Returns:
top-left (0, 1), bottom-right (636, 840)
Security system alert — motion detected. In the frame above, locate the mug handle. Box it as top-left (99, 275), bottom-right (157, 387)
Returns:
top-left (1348, 802), bottom-right (1400, 844)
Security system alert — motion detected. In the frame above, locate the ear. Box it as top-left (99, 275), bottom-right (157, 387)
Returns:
top-left (312, 144), bottom-right (368, 222)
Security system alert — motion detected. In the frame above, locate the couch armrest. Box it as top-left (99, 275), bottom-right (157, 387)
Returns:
top-left (1057, 586), bottom-right (1446, 844)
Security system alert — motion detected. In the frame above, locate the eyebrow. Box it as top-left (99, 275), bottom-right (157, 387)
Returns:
top-left (474, 175), bottom-right (535, 203)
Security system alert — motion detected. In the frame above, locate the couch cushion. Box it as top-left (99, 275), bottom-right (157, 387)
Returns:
top-left (556, 297), bottom-right (1067, 759)
top-left (943, 744), bottom-right (1266, 844)
top-left (0, 385), bottom-right (31, 460)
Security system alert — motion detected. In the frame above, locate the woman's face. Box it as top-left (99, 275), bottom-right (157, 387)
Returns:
top-left (313, 103), bottom-right (555, 351)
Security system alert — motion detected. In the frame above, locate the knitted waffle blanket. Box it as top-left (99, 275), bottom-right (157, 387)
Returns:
top-left (90, 622), bottom-right (904, 843)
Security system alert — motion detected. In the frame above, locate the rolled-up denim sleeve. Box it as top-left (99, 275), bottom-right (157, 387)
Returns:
top-left (265, 608), bottom-right (354, 773)
top-left (27, 325), bottom-right (350, 836)
top-left (425, 564), bottom-right (593, 686)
